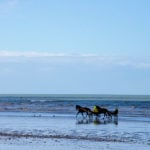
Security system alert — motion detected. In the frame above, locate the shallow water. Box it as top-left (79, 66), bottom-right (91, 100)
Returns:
top-left (0, 94), bottom-right (150, 118)
top-left (0, 94), bottom-right (150, 149)
top-left (0, 112), bottom-right (149, 146)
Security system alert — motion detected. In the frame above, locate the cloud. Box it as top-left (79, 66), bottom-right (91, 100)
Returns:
top-left (0, 50), bottom-right (100, 57)
top-left (0, 0), bottom-right (18, 14)
top-left (0, 50), bottom-right (150, 69)
top-left (0, 50), bottom-right (69, 57)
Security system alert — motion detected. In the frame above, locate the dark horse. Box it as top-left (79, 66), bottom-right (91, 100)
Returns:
top-left (109, 108), bottom-right (118, 117)
top-left (76, 105), bottom-right (118, 119)
top-left (92, 105), bottom-right (111, 118)
top-left (76, 105), bottom-right (92, 118)
top-left (94, 106), bottom-right (118, 118)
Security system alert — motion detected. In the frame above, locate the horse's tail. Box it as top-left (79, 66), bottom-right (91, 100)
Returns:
top-left (110, 108), bottom-right (118, 116)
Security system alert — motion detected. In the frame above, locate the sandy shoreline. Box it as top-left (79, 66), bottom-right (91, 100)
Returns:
top-left (0, 111), bottom-right (149, 150)
top-left (0, 136), bottom-right (149, 150)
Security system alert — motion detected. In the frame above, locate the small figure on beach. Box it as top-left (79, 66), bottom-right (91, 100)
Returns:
top-left (93, 105), bottom-right (99, 113)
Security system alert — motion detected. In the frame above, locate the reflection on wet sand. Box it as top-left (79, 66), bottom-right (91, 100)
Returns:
top-left (76, 115), bottom-right (118, 125)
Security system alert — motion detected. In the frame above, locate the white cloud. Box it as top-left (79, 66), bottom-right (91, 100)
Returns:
top-left (0, 50), bottom-right (150, 69)
top-left (0, 50), bottom-right (102, 58)
top-left (0, 0), bottom-right (18, 14)
top-left (0, 50), bottom-right (69, 57)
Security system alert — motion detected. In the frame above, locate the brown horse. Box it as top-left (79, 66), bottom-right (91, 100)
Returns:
top-left (76, 105), bottom-right (92, 118)
top-left (91, 105), bottom-right (110, 118)
top-left (94, 106), bottom-right (118, 118)
top-left (76, 105), bottom-right (118, 119)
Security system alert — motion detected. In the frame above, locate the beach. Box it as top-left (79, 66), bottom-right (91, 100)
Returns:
top-left (0, 94), bottom-right (150, 150)
top-left (0, 112), bottom-right (149, 150)
top-left (0, 135), bottom-right (149, 150)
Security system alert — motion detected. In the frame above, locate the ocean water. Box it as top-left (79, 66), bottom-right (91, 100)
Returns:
top-left (0, 94), bottom-right (150, 147)
top-left (0, 94), bottom-right (150, 117)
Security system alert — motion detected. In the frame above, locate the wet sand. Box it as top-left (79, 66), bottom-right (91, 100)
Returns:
top-left (0, 112), bottom-right (149, 150)
top-left (0, 136), bottom-right (149, 150)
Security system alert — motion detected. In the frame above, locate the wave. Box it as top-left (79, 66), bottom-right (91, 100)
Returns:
top-left (0, 95), bottom-right (150, 119)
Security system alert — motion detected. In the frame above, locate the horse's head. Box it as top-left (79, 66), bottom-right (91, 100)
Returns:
top-left (76, 105), bottom-right (81, 110)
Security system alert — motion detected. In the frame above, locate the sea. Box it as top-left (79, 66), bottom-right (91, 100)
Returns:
top-left (0, 94), bottom-right (150, 148)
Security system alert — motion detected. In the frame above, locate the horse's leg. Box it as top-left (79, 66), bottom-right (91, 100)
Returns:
top-left (96, 114), bottom-right (100, 121)
top-left (95, 113), bottom-right (99, 120)
top-left (109, 113), bottom-right (112, 120)
top-left (88, 112), bottom-right (93, 122)
top-left (107, 111), bottom-right (112, 120)
top-left (81, 112), bottom-right (84, 118)
top-left (83, 112), bottom-right (88, 119)
top-left (102, 113), bottom-right (105, 120)
top-left (114, 115), bottom-right (118, 125)
top-left (85, 112), bottom-right (88, 118)
top-left (76, 111), bottom-right (80, 118)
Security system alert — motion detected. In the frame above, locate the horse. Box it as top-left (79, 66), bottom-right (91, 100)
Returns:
top-left (93, 105), bottom-right (112, 118)
top-left (76, 105), bottom-right (93, 118)
top-left (76, 105), bottom-right (118, 120)
top-left (95, 106), bottom-right (119, 119)
top-left (109, 108), bottom-right (118, 117)
top-left (92, 106), bottom-right (119, 119)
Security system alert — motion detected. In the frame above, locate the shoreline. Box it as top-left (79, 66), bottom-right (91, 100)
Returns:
top-left (0, 136), bottom-right (149, 150)
top-left (0, 113), bottom-right (149, 146)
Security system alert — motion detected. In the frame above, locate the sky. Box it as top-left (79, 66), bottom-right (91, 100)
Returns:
top-left (0, 0), bottom-right (150, 94)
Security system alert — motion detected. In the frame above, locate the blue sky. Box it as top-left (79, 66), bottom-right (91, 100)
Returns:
top-left (0, 0), bottom-right (150, 94)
